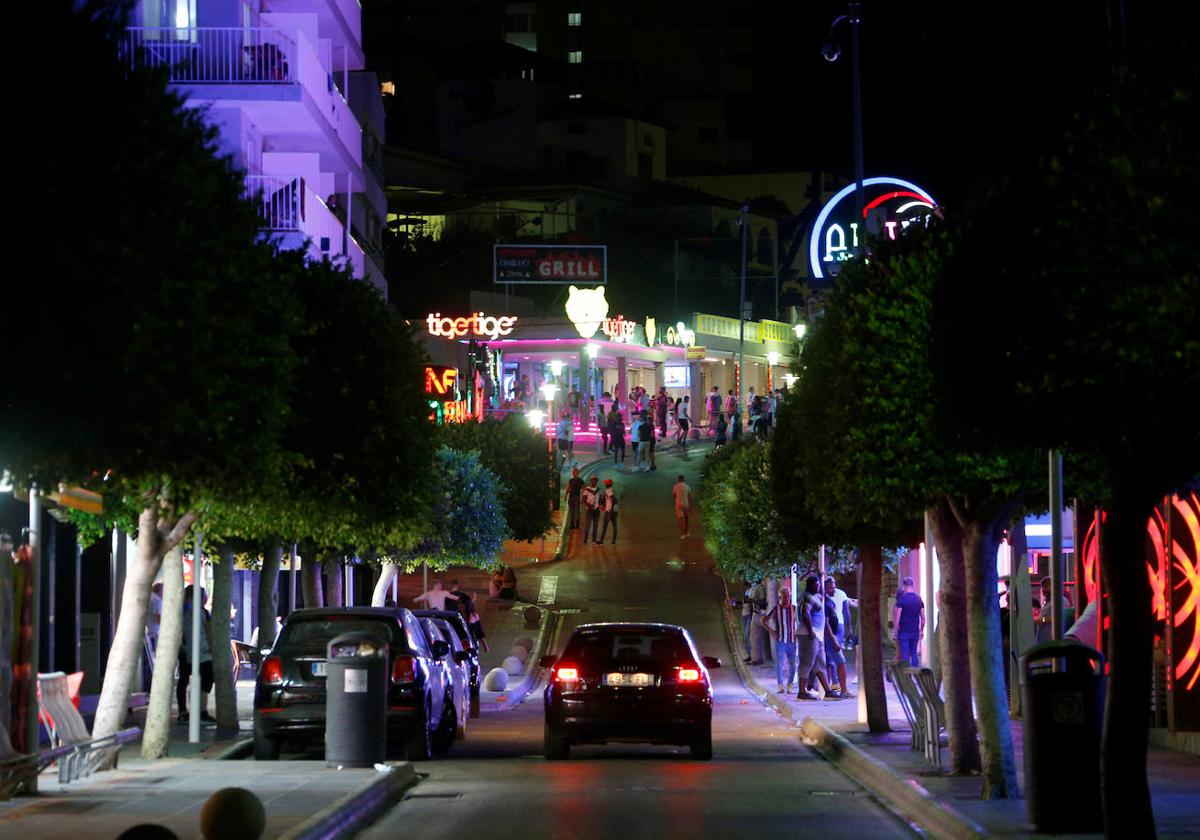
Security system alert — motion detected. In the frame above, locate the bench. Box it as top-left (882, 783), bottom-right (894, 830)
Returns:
top-left (37, 672), bottom-right (141, 783)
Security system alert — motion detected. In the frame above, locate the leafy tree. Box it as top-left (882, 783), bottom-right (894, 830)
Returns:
top-left (5, 2), bottom-right (301, 742)
top-left (373, 447), bottom-right (508, 600)
top-left (932, 61), bottom-right (1200, 833)
top-left (440, 415), bottom-right (554, 542)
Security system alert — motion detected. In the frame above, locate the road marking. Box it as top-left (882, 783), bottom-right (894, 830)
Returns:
top-left (537, 575), bottom-right (558, 605)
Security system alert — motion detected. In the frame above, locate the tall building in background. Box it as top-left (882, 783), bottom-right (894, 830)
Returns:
top-left (127, 0), bottom-right (388, 296)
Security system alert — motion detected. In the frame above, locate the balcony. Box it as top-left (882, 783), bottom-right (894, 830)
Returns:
top-left (125, 27), bottom-right (361, 171)
top-left (246, 175), bottom-right (363, 278)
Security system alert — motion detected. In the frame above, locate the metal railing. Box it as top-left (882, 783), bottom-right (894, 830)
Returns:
top-left (125, 27), bottom-right (361, 165)
top-left (244, 175), bottom-right (304, 230)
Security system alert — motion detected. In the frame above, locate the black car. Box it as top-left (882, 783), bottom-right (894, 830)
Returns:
top-left (253, 607), bottom-right (454, 761)
top-left (541, 622), bottom-right (720, 760)
top-left (414, 609), bottom-right (481, 717)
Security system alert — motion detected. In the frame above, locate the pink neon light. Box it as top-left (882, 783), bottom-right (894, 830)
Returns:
top-left (862, 191), bottom-right (933, 218)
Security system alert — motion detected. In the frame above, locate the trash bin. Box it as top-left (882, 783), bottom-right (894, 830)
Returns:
top-left (1020, 640), bottom-right (1105, 832)
top-left (325, 632), bottom-right (388, 768)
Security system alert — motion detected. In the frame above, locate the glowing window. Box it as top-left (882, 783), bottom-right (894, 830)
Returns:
top-left (568, 50), bottom-right (583, 64)
top-left (568, 12), bottom-right (582, 26)
top-left (568, 92), bottom-right (583, 99)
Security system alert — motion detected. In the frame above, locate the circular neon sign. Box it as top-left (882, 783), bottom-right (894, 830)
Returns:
top-left (808, 176), bottom-right (938, 279)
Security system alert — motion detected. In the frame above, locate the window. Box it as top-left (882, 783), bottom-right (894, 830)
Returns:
top-left (568, 12), bottom-right (582, 26)
top-left (380, 80), bottom-right (396, 96)
top-left (568, 92), bottom-right (583, 99)
top-left (568, 50), bottom-right (583, 64)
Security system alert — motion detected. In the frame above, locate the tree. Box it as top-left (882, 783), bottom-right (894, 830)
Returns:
top-left (932, 61), bottom-right (1200, 833)
top-left (440, 415), bottom-right (554, 542)
top-left (373, 447), bottom-right (508, 602)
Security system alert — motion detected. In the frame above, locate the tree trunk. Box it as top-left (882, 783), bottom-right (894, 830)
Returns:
top-left (0, 538), bottom-right (13, 738)
top-left (142, 546), bottom-right (184, 758)
top-left (372, 562), bottom-right (400, 607)
top-left (93, 504), bottom-right (195, 741)
top-left (859, 542), bottom-right (890, 732)
top-left (1100, 487), bottom-right (1157, 838)
top-left (210, 546), bottom-right (237, 733)
top-left (300, 555), bottom-right (323, 608)
top-left (961, 502), bottom-right (1020, 799)
top-left (929, 500), bottom-right (982, 775)
top-left (325, 557), bottom-right (344, 608)
top-left (257, 544), bottom-right (282, 648)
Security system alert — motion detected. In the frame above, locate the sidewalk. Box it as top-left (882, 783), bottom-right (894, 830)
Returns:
top-left (725, 601), bottom-right (1200, 839)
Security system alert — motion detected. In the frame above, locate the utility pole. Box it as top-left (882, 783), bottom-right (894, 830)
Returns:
top-left (735, 205), bottom-right (749, 440)
top-left (1049, 450), bottom-right (1065, 640)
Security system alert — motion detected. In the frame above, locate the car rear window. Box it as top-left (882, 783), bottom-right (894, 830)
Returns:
top-left (564, 630), bottom-right (690, 666)
top-left (276, 617), bottom-right (397, 653)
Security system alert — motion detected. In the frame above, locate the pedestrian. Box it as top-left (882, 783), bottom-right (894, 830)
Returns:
top-left (598, 479), bottom-right (619, 544)
top-left (414, 578), bottom-right (455, 610)
top-left (892, 576), bottom-right (925, 667)
top-left (706, 386), bottom-right (721, 434)
top-left (582, 476), bottom-right (602, 544)
top-left (824, 576), bottom-right (857, 696)
top-left (714, 411), bottom-right (727, 447)
top-left (179, 585), bottom-right (216, 723)
top-left (497, 567), bottom-right (518, 600)
top-left (672, 474), bottom-right (693, 540)
top-left (638, 411), bottom-right (655, 471)
top-left (725, 389), bottom-right (737, 419)
top-left (763, 389), bottom-right (775, 434)
top-left (562, 410), bottom-right (576, 465)
top-left (765, 587), bottom-right (798, 693)
top-left (566, 467), bottom-right (584, 529)
top-left (567, 386), bottom-right (581, 425)
top-left (822, 579), bottom-right (847, 695)
top-left (608, 405), bottom-right (626, 464)
top-left (1034, 576), bottom-right (1075, 644)
top-left (656, 389), bottom-right (669, 439)
top-left (597, 398), bottom-right (610, 452)
top-left (555, 411), bottom-right (571, 470)
top-left (739, 581), bottom-right (756, 660)
top-left (630, 411), bottom-right (643, 469)
top-left (677, 395), bottom-right (691, 447)
top-left (797, 575), bottom-right (841, 699)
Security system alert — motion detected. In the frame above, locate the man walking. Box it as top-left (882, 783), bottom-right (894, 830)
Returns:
top-left (672, 475), bottom-right (693, 539)
top-left (598, 479), bottom-right (619, 544)
top-left (582, 476), bottom-right (602, 544)
top-left (743, 579), bottom-right (767, 665)
top-left (642, 412), bottom-right (657, 471)
top-left (893, 576), bottom-right (925, 667)
top-left (677, 396), bottom-right (692, 448)
top-left (797, 576), bottom-right (841, 699)
top-left (765, 587), bottom-right (798, 693)
top-left (824, 576), bottom-right (856, 696)
top-left (630, 412), bottom-right (643, 469)
top-left (565, 467), bottom-right (584, 529)
top-left (608, 405), bottom-right (626, 465)
top-left (706, 386), bottom-right (721, 435)
top-left (597, 398), bottom-right (610, 453)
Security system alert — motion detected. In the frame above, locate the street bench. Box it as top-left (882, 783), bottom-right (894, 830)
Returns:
top-left (37, 672), bottom-right (141, 783)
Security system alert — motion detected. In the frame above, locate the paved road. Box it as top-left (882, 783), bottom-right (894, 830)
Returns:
top-left (363, 443), bottom-right (917, 840)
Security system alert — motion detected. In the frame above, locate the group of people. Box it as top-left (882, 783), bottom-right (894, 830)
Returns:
top-left (564, 469), bottom-right (620, 545)
top-left (743, 575), bottom-right (857, 700)
top-left (411, 577), bottom-right (491, 652)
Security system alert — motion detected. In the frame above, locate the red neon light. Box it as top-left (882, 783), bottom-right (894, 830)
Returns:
top-left (862, 191), bottom-right (933, 218)
top-left (1148, 508), bottom-right (1169, 622)
top-left (425, 366), bottom-right (458, 397)
top-left (1172, 493), bottom-right (1200, 690)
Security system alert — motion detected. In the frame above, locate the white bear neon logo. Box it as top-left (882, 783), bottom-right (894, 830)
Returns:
top-left (565, 285), bottom-right (609, 338)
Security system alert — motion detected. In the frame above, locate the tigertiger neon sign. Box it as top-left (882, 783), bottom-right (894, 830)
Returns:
top-left (600, 315), bottom-right (637, 343)
top-left (426, 312), bottom-right (517, 340)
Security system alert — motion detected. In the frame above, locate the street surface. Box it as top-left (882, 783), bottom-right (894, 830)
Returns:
top-left (364, 441), bottom-right (917, 839)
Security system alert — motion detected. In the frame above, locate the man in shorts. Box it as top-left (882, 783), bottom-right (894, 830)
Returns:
top-left (672, 474), bottom-right (692, 539)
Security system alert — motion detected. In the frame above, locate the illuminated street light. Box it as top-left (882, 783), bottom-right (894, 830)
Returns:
top-left (540, 383), bottom-right (558, 403)
top-left (794, 322), bottom-right (808, 340)
top-left (783, 373), bottom-right (799, 388)
top-left (586, 342), bottom-right (600, 357)
top-left (767, 351), bottom-right (780, 367)
top-left (549, 359), bottom-right (564, 377)
top-left (526, 409), bottom-right (546, 430)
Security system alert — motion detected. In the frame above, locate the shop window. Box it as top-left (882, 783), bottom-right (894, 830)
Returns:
top-left (568, 12), bottom-right (582, 26)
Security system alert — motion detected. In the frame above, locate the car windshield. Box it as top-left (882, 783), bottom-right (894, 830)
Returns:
top-left (435, 621), bottom-right (465, 652)
top-left (564, 630), bottom-right (690, 668)
top-left (276, 617), bottom-right (396, 655)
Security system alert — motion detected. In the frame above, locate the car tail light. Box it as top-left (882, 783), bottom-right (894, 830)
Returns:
top-left (555, 666), bottom-right (579, 682)
top-left (677, 666), bottom-right (702, 683)
top-left (261, 656), bottom-right (283, 686)
top-left (392, 655), bottom-right (416, 684)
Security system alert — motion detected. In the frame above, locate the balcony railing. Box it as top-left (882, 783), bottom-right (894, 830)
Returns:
top-left (246, 175), bottom-right (305, 231)
top-left (245, 175), bottom-right (364, 278)
top-left (125, 27), bottom-right (361, 165)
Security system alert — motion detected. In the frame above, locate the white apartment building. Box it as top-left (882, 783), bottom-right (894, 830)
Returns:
top-left (127, 0), bottom-right (387, 296)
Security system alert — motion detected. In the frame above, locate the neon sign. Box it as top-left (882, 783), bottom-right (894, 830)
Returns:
top-left (808, 176), bottom-right (938, 279)
top-left (600, 315), bottom-right (637, 343)
top-left (424, 366), bottom-right (459, 400)
top-left (565, 285), bottom-right (609, 338)
top-left (664, 322), bottom-right (696, 347)
top-left (426, 312), bottom-right (517, 340)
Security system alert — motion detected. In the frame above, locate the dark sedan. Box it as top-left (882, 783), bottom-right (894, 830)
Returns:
top-left (414, 609), bottom-right (481, 717)
top-left (253, 607), bottom-right (454, 761)
top-left (541, 622), bottom-right (720, 760)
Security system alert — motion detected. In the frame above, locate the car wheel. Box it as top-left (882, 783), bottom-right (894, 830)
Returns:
top-left (253, 730), bottom-right (280, 761)
top-left (544, 721), bottom-right (570, 760)
top-left (433, 692), bottom-right (457, 754)
top-left (469, 690), bottom-right (481, 719)
top-left (405, 699), bottom-right (434, 761)
top-left (689, 727), bottom-right (713, 761)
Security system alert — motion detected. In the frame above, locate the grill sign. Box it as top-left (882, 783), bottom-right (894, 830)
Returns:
top-left (494, 244), bottom-right (607, 285)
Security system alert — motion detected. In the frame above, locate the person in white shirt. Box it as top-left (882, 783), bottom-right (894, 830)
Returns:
top-left (598, 479), bottom-right (619, 544)
top-left (672, 475), bottom-right (693, 539)
top-left (677, 396), bottom-right (692, 448)
top-left (414, 578), bottom-right (455, 611)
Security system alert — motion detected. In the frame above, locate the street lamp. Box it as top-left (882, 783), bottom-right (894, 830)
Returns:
top-left (734, 204), bottom-right (749, 441)
top-left (526, 408), bottom-right (546, 431)
top-left (825, 2), bottom-right (865, 223)
top-left (549, 359), bottom-right (564, 377)
top-left (793, 322), bottom-right (808, 340)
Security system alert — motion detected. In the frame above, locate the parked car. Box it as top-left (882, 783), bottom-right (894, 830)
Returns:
top-left (414, 608), bottom-right (481, 717)
top-left (420, 617), bottom-right (471, 741)
top-left (541, 622), bottom-right (720, 760)
top-left (253, 607), bottom-right (454, 761)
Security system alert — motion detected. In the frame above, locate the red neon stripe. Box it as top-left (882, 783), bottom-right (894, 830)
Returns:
top-left (862, 191), bottom-right (932, 217)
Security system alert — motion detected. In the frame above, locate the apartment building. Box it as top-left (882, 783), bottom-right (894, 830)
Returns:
top-left (127, 0), bottom-right (387, 295)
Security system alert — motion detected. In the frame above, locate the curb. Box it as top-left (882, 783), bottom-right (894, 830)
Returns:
top-left (480, 606), bottom-right (558, 711)
top-left (799, 717), bottom-right (992, 840)
top-left (212, 738), bottom-right (254, 760)
top-left (277, 762), bottom-right (418, 840)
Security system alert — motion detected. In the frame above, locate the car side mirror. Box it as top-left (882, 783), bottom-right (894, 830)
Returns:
top-left (538, 654), bottom-right (557, 668)
top-left (431, 640), bottom-right (450, 658)
top-left (453, 650), bottom-right (469, 664)
top-left (701, 656), bottom-right (722, 669)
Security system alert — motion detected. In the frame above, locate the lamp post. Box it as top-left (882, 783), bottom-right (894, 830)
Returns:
top-left (824, 1), bottom-right (865, 223)
top-left (734, 204), bottom-right (749, 441)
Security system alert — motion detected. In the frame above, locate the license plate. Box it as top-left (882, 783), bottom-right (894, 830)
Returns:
top-left (311, 661), bottom-right (327, 677)
top-left (603, 672), bottom-right (654, 687)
